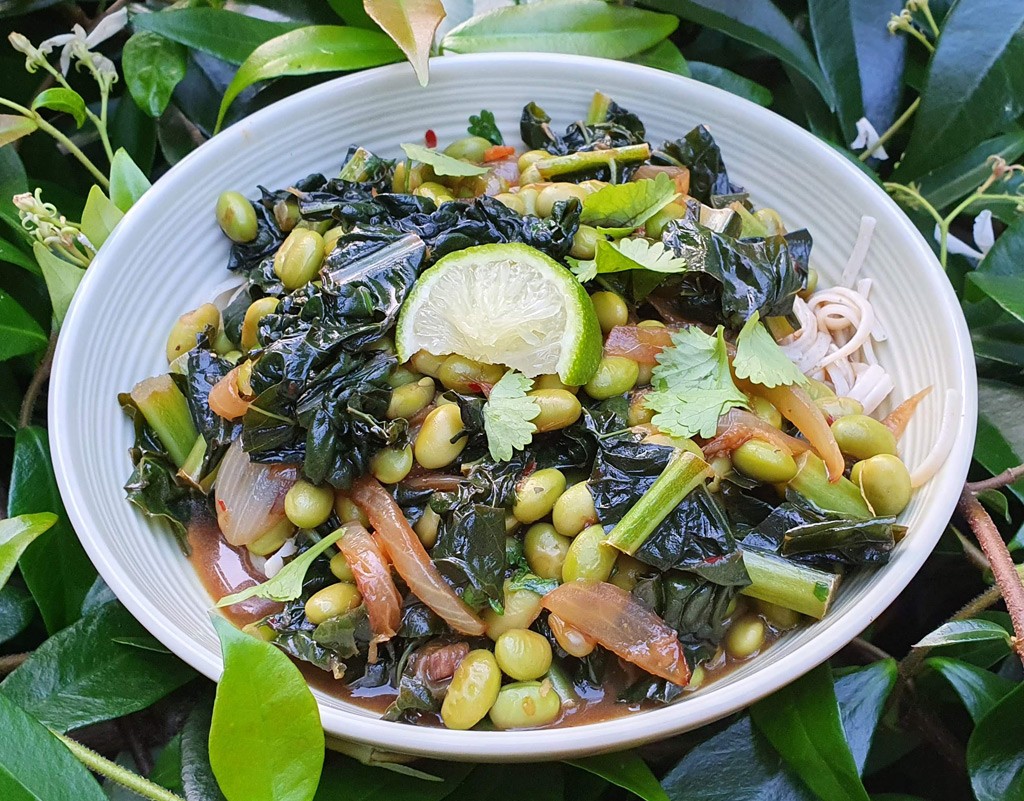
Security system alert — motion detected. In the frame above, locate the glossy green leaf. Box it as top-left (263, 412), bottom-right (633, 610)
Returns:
top-left (109, 148), bottom-right (152, 212)
top-left (445, 764), bottom-right (562, 801)
top-left (80, 185), bottom-right (124, 250)
top-left (0, 145), bottom-right (28, 237)
top-left (326, 0), bottom-right (378, 29)
top-left (0, 693), bottom-right (107, 801)
top-left (808, 0), bottom-right (906, 139)
top-left (568, 751), bottom-right (668, 801)
top-left (8, 426), bottom-right (96, 632)
top-left (30, 88), bottom-right (87, 128)
top-left (209, 615), bottom-right (324, 801)
top-left (181, 695), bottom-right (228, 801)
top-left (628, 40), bottom-right (690, 77)
top-left (131, 8), bottom-right (303, 65)
top-left (967, 682), bottom-right (1024, 801)
top-left (977, 487), bottom-right (1011, 522)
top-left (122, 31), bottom-right (188, 118)
top-left (927, 656), bottom-right (1017, 723)
top-left (109, 90), bottom-right (157, 175)
top-left (915, 130), bottom-right (1024, 209)
top-left (750, 663), bottom-right (870, 801)
top-left (314, 753), bottom-right (473, 801)
top-left (833, 660), bottom-right (898, 772)
top-left (0, 600), bottom-right (195, 731)
top-left (0, 236), bottom-right (38, 273)
top-left (0, 582), bottom-right (35, 645)
top-left (441, 1), bottom-right (678, 60)
top-left (215, 25), bottom-right (402, 131)
top-left (640, 0), bottom-right (832, 107)
top-left (896, 0), bottom-right (1024, 178)
top-left (688, 62), bottom-right (772, 107)
top-left (0, 114), bottom-right (37, 148)
top-left (32, 243), bottom-right (85, 327)
top-left (974, 379), bottom-right (1024, 501)
top-left (0, 289), bottom-right (46, 360)
top-left (914, 619), bottom-right (1012, 648)
top-left (365, 0), bottom-right (446, 86)
top-left (970, 218), bottom-right (1024, 322)
top-left (0, 512), bottom-right (56, 589)
top-left (149, 734), bottom-right (184, 794)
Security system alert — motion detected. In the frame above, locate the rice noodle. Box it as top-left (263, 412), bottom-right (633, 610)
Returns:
top-left (841, 216), bottom-right (876, 286)
top-left (909, 389), bottom-right (960, 488)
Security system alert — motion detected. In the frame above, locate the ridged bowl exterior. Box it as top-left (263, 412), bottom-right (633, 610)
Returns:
top-left (50, 53), bottom-right (976, 761)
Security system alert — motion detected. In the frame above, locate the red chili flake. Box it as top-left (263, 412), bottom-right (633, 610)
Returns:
top-left (217, 499), bottom-right (227, 511)
top-left (425, 129), bottom-right (437, 148)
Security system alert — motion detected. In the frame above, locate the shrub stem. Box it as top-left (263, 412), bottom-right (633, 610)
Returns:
top-left (55, 733), bottom-right (185, 801)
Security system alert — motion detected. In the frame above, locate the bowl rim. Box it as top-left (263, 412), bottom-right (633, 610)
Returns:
top-left (50, 51), bottom-right (977, 761)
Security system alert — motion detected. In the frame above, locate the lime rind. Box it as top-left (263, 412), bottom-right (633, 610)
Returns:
top-left (396, 243), bottom-right (602, 385)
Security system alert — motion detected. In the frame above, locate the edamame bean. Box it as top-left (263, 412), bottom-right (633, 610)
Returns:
top-left (563, 524), bottom-right (616, 583)
top-left (850, 454), bottom-right (912, 516)
top-left (329, 551), bottom-right (355, 582)
top-left (438, 355), bottom-right (505, 393)
top-left (637, 319), bottom-right (666, 329)
top-left (755, 598), bottom-right (801, 630)
top-left (494, 192), bottom-right (526, 214)
top-left (570, 225), bottom-right (600, 260)
top-left (414, 504), bottom-right (441, 548)
top-left (831, 414), bottom-right (898, 460)
top-left (707, 455), bottom-right (732, 492)
top-left (273, 198), bottom-right (300, 232)
top-left (725, 615), bottom-right (765, 659)
top-left (273, 228), bottom-right (325, 290)
top-left (552, 482), bottom-right (597, 537)
top-left (334, 491), bottom-right (370, 528)
top-left (370, 444), bottom-right (413, 484)
top-left (505, 514), bottom-right (521, 534)
top-left (732, 439), bottom-right (798, 483)
top-left (636, 364), bottom-right (654, 386)
top-left (513, 468), bottom-right (567, 523)
top-left (590, 291), bottom-right (629, 334)
top-left (166, 303), bottom-right (221, 363)
top-left (523, 523), bottom-right (572, 580)
top-left (488, 681), bottom-right (561, 729)
top-left (414, 403), bottom-right (467, 469)
top-left (518, 149), bottom-right (549, 173)
top-left (322, 226), bottom-right (344, 254)
top-left (284, 480), bottom-right (335, 529)
top-left (441, 649), bottom-right (502, 730)
top-left (387, 366), bottom-right (421, 388)
top-left (305, 582), bottom-right (362, 625)
top-left (528, 389), bottom-right (582, 432)
top-left (494, 629), bottom-right (553, 681)
top-left (610, 553), bottom-right (647, 592)
top-left (484, 581), bottom-right (543, 640)
top-left (548, 613), bottom-right (596, 657)
top-left (215, 191), bottom-right (257, 243)
top-left (584, 356), bottom-right (639, 400)
top-left (627, 391), bottom-right (655, 427)
top-left (536, 183), bottom-right (588, 217)
top-left (247, 519), bottom-right (295, 556)
top-left (444, 135), bottom-right (492, 162)
top-left (748, 396), bottom-right (783, 429)
top-left (641, 431), bottom-right (703, 456)
top-left (240, 297), bottom-right (279, 352)
top-left (414, 181), bottom-right (455, 206)
top-left (644, 201), bottom-right (686, 238)
top-left (409, 350), bottom-right (447, 378)
top-left (534, 374), bottom-right (578, 394)
top-left (817, 396), bottom-right (864, 420)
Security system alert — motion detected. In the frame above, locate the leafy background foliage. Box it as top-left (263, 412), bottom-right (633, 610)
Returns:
top-left (1, 1), bottom-right (1023, 800)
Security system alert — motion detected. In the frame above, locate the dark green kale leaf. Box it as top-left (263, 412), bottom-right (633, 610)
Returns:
top-left (652, 125), bottom-right (741, 205)
top-left (519, 99), bottom-right (645, 156)
top-left (468, 109), bottom-right (503, 145)
top-left (184, 346), bottom-right (239, 460)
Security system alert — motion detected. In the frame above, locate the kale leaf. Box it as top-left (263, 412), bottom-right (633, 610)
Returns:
top-left (520, 100), bottom-right (645, 155)
top-left (652, 125), bottom-right (741, 205)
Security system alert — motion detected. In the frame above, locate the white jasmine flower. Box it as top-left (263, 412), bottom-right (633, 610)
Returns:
top-left (935, 210), bottom-right (995, 261)
top-left (7, 32), bottom-right (47, 72)
top-left (38, 7), bottom-right (127, 75)
top-left (850, 117), bottom-right (888, 161)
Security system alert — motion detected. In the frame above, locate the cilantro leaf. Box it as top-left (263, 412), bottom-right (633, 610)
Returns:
top-left (646, 326), bottom-right (748, 438)
top-left (483, 371), bottom-right (540, 461)
top-left (733, 311), bottom-right (809, 388)
top-left (571, 236), bottom-right (688, 283)
top-left (468, 109), bottom-right (503, 145)
top-left (400, 143), bottom-right (489, 177)
top-left (580, 172), bottom-right (679, 235)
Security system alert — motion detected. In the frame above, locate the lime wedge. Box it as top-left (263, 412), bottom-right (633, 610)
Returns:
top-left (396, 243), bottom-right (602, 385)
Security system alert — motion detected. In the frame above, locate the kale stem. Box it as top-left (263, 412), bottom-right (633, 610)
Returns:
top-left (738, 549), bottom-right (839, 619)
top-left (604, 450), bottom-right (710, 555)
top-left (858, 97), bottom-right (920, 162)
top-left (535, 143), bottom-right (651, 180)
top-left (55, 733), bottom-right (186, 801)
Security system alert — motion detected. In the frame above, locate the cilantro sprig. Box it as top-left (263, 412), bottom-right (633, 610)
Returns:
top-left (482, 370), bottom-right (539, 461)
top-left (733, 312), bottom-right (809, 388)
top-left (468, 109), bottom-right (503, 145)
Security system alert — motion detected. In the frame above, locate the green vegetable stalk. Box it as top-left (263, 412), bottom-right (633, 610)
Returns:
top-left (177, 435), bottom-right (207, 488)
top-left (605, 450), bottom-right (711, 555)
top-left (739, 549), bottom-right (840, 620)
top-left (536, 143), bottom-right (652, 180)
top-left (788, 452), bottom-right (872, 519)
top-left (338, 146), bottom-right (374, 182)
top-left (129, 374), bottom-right (199, 468)
top-left (586, 90), bottom-right (613, 125)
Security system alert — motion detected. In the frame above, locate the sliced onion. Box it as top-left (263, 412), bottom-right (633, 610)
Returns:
top-left (541, 580), bottom-right (690, 685)
top-left (349, 476), bottom-right (486, 636)
top-left (338, 523), bottom-right (401, 647)
top-left (702, 408), bottom-right (811, 460)
top-left (215, 439), bottom-right (299, 547)
top-left (882, 386), bottom-right (933, 440)
top-left (604, 325), bottom-right (673, 365)
top-left (209, 367), bottom-right (250, 421)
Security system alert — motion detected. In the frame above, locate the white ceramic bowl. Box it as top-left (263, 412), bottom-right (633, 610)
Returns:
top-left (50, 53), bottom-right (976, 762)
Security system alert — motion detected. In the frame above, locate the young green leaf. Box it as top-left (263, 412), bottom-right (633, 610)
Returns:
top-left (0, 290), bottom-right (46, 361)
top-left (30, 88), bottom-right (87, 128)
top-left (688, 62), bottom-right (773, 107)
top-left (483, 370), bottom-right (539, 462)
top-left (645, 326), bottom-right (748, 439)
top-left (0, 114), bottom-right (37, 148)
top-left (441, 0), bottom-right (678, 60)
top-left (215, 25), bottom-right (402, 131)
top-left (399, 143), bottom-right (489, 177)
top-left (0, 600), bottom-right (195, 732)
top-left (216, 527), bottom-right (347, 607)
top-left (122, 31), bottom-right (188, 118)
top-left (131, 8), bottom-right (303, 65)
top-left (916, 132), bottom-right (1024, 210)
top-left (0, 582), bottom-right (35, 646)
top-left (750, 662), bottom-right (870, 801)
top-left (628, 40), bottom-right (690, 77)
top-left (468, 109), bottom-right (503, 145)
top-left (832, 659), bottom-right (897, 772)
top-left (80, 185), bottom-right (124, 249)
top-left (326, 0), bottom-right (379, 29)
top-left (567, 751), bottom-right (669, 801)
top-left (580, 173), bottom-right (679, 234)
top-left (927, 656), bottom-right (1017, 724)
top-left (109, 148), bottom-right (151, 213)
top-left (572, 237), bottom-right (688, 283)
top-left (0, 145), bottom-right (28, 237)
top-left (33, 243), bottom-right (85, 326)
top-left (967, 682), bottom-right (1024, 801)
top-left (0, 236), bottom-right (38, 274)
top-left (8, 426), bottom-right (96, 633)
top-left (974, 379), bottom-right (1024, 502)
top-left (0, 512), bottom-right (56, 589)
top-left (733, 311), bottom-right (809, 388)
top-left (364, 0), bottom-right (446, 87)
top-left (914, 619), bottom-right (1013, 649)
top-left (0, 693), bottom-right (107, 801)
top-left (209, 616), bottom-right (324, 801)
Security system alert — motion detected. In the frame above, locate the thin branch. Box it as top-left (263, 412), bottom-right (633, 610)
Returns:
top-left (843, 636), bottom-right (893, 664)
top-left (0, 652), bottom-right (30, 677)
top-left (968, 464), bottom-right (1024, 493)
top-left (19, 331), bottom-right (58, 429)
top-left (953, 528), bottom-right (991, 573)
top-left (957, 488), bottom-right (1024, 665)
top-left (899, 702), bottom-right (967, 777)
top-left (859, 97), bottom-right (921, 162)
top-left (56, 734), bottom-right (185, 801)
